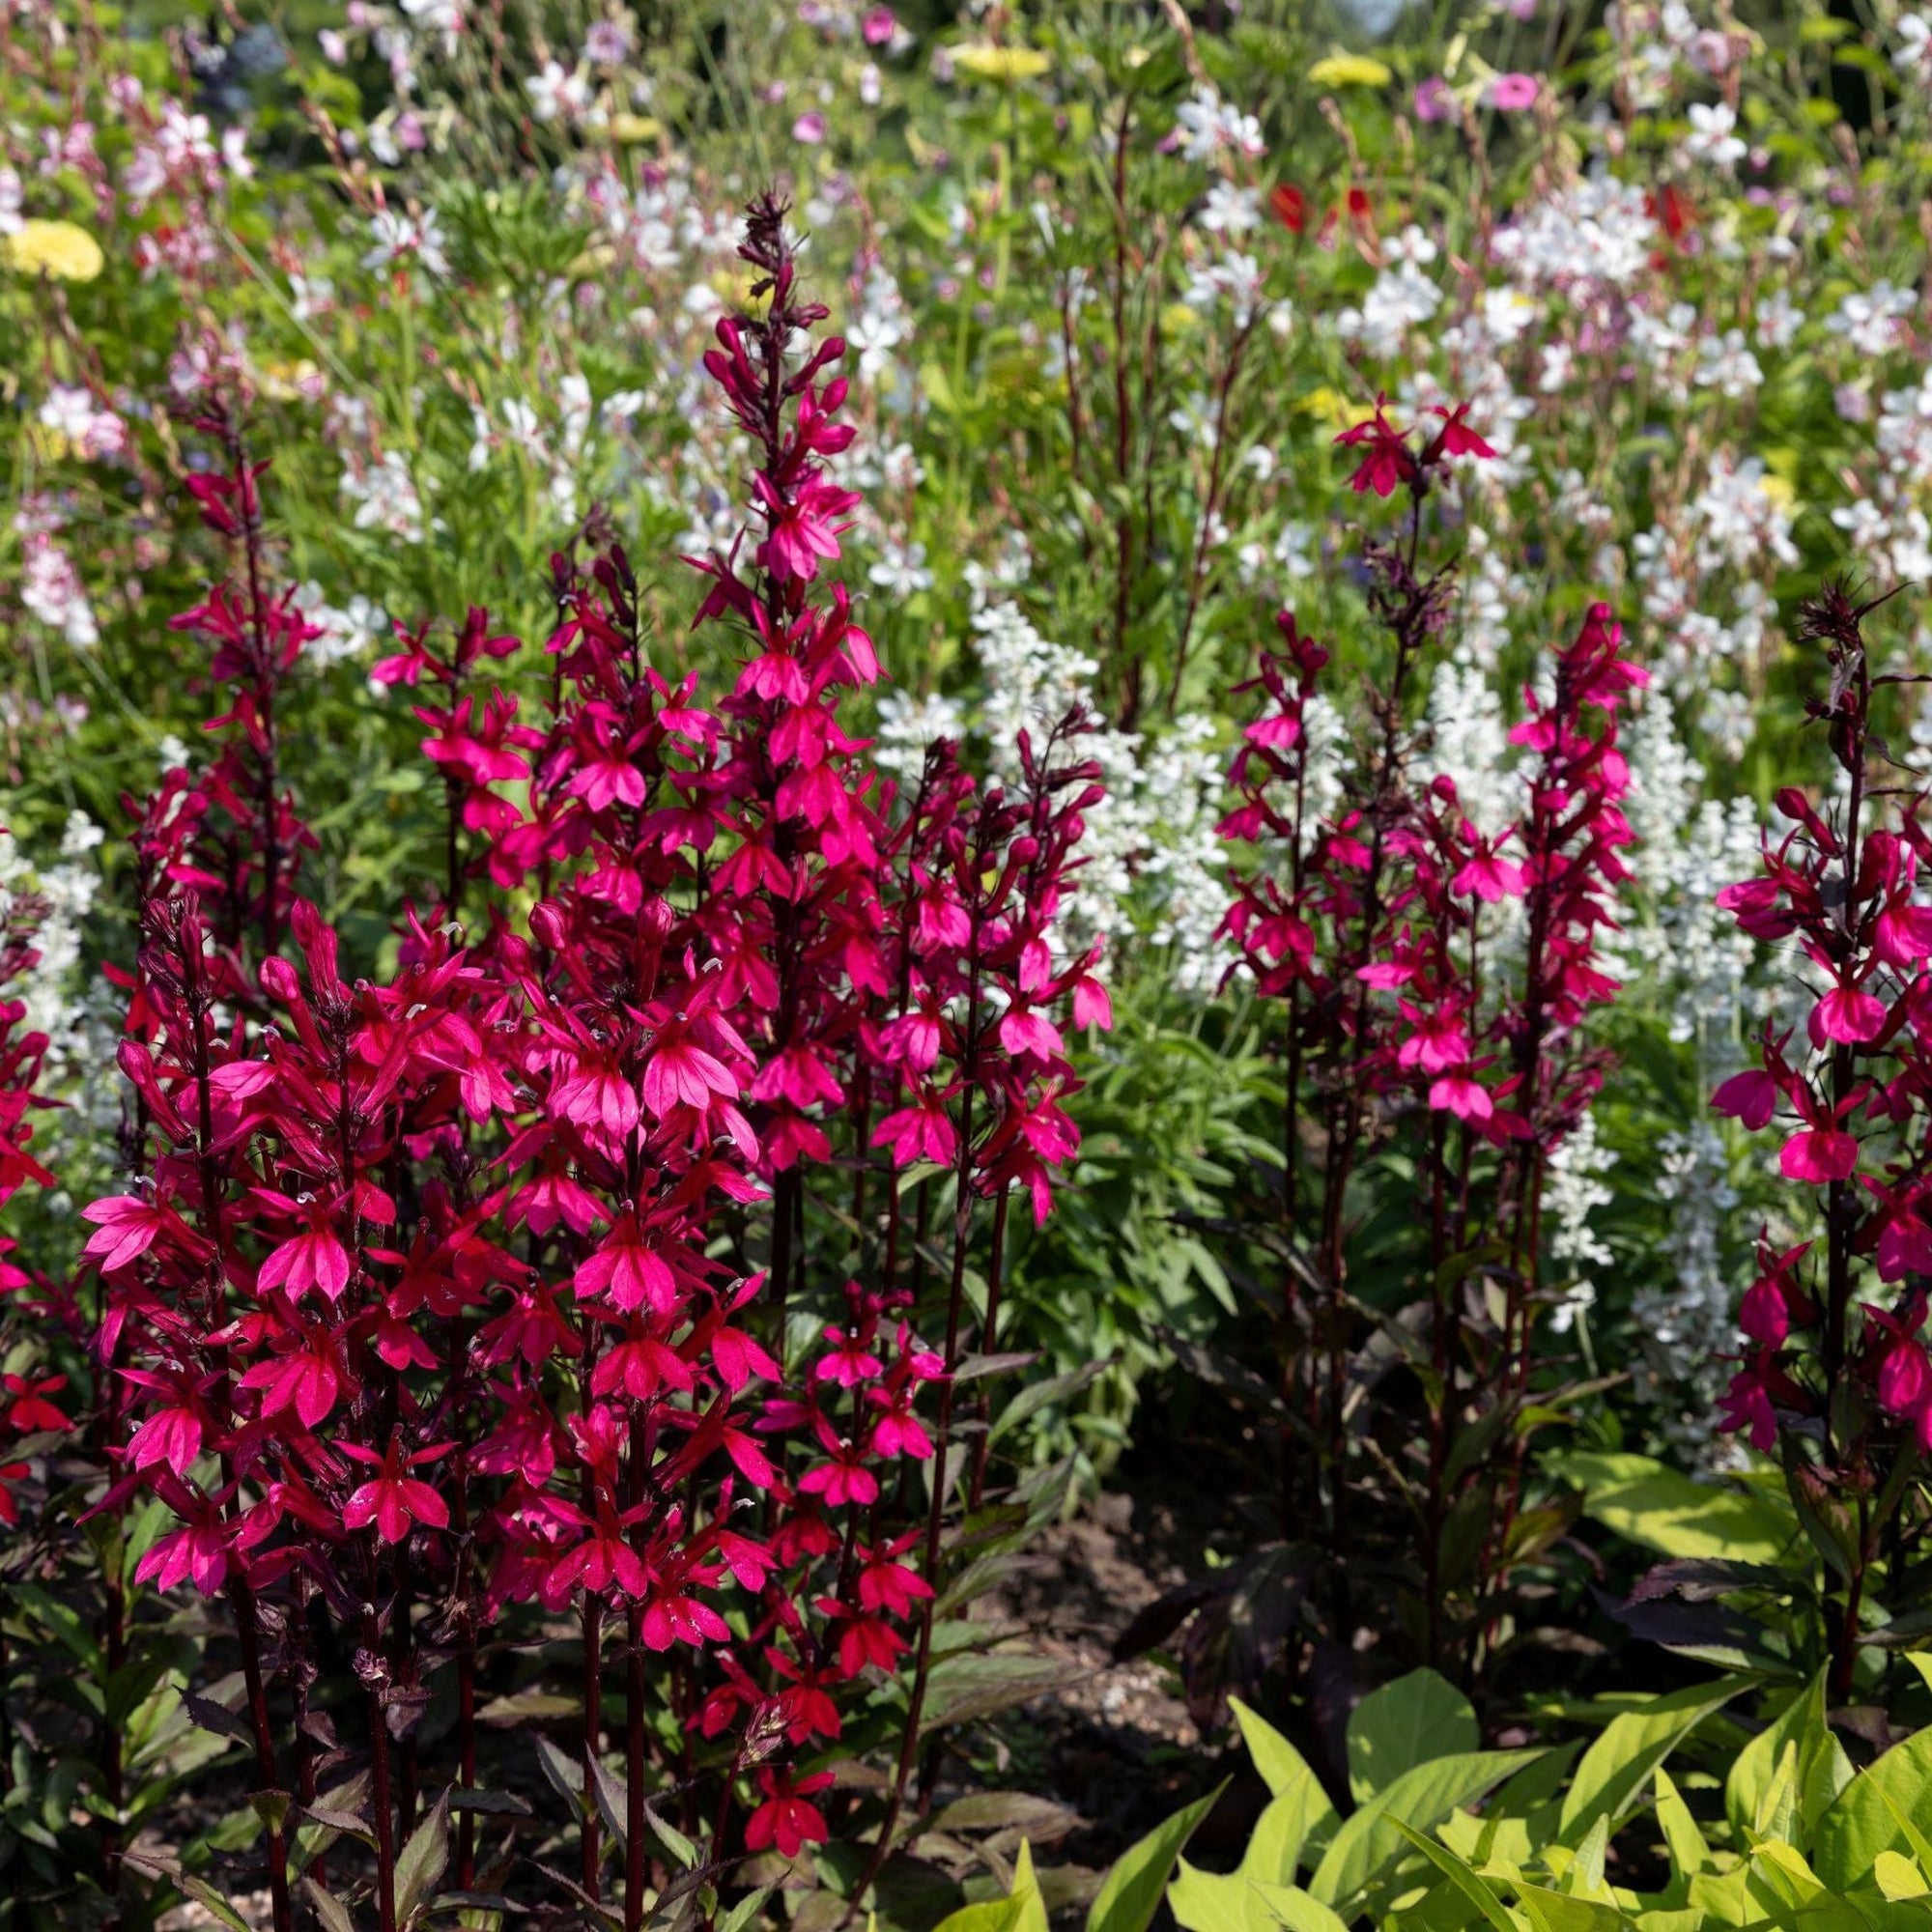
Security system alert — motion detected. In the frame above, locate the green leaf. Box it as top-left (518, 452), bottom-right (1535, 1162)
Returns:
top-left (1230, 1697), bottom-right (1339, 1864)
top-left (301, 1880), bottom-right (355, 1932)
top-left (1012, 1839), bottom-right (1050, 1932)
top-left (1385, 1818), bottom-right (1517, 1932)
top-left (178, 1876), bottom-right (254, 1932)
top-left (1547, 1453), bottom-right (1794, 1565)
top-left (923, 1653), bottom-right (1083, 1730)
top-left (1249, 1883), bottom-right (1352, 1932)
top-left (1168, 1861), bottom-right (1262, 1932)
top-left (1347, 1670), bottom-right (1478, 1802)
top-left (1726, 1674), bottom-right (1850, 1841)
top-left (1514, 1882), bottom-right (1625, 1932)
top-left (1240, 1789), bottom-right (1329, 1888)
top-left (934, 1891), bottom-right (1026, 1932)
top-left (718, 1886), bottom-right (775, 1932)
top-left (1308, 1750), bottom-right (1544, 1910)
top-left (1815, 1722), bottom-right (1932, 1892)
top-left (1557, 1677), bottom-right (1752, 1846)
top-left (1655, 1768), bottom-right (1712, 1881)
top-left (394, 1787), bottom-right (451, 1929)
top-left (1086, 1780), bottom-right (1227, 1932)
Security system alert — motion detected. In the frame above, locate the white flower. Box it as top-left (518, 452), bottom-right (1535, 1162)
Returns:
top-left (1382, 223), bottom-right (1438, 267)
top-left (1753, 286), bottom-right (1803, 350)
top-left (1694, 327), bottom-right (1762, 398)
top-left (1334, 263), bottom-right (1440, 355)
top-left (293, 582), bottom-right (391, 667)
top-left (874, 690), bottom-right (967, 781)
top-left (1894, 12), bottom-right (1932, 73)
top-left (1171, 85), bottom-right (1265, 164)
top-left (1683, 99), bottom-right (1745, 166)
top-left (19, 535), bottom-right (98, 648)
top-left (362, 207), bottom-right (450, 278)
top-left (867, 539), bottom-right (934, 595)
top-left (340, 450), bottom-right (426, 544)
top-left (39, 385), bottom-right (128, 460)
top-left (1491, 177), bottom-right (1656, 291)
top-left (525, 59), bottom-right (589, 123)
top-left (1181, 251), bottom-right (1264, 326)
top-left (1828, 281), bottom-right (1915, 357)
top-left (1199, 182), bottom-right (1261, 235)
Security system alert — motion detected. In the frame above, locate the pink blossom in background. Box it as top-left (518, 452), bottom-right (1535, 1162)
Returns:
top-left (863, 6), bottom-right (897, 45)
top-left (1413, 76), bottom-right (1453, 122)
top-left (1488, 72), bottom-right (1541, 110)
top-left (793, 110), bottom-right (826, 143)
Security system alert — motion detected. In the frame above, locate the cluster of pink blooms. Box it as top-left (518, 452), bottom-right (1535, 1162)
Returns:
top-left (1713, 582), bottom-right (1932, 1459)
top-left (1214, 401), bottom-right (1645, 1657)
top-left (77, 195), bottom-right (1098, 1927)
top-left (1225, 408), bottom-right (1642, 1168)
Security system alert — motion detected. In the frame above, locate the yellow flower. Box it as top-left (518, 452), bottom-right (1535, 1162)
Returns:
top-left (610, 112), bottom-right (661, 145)
top-left (256, 357), bottom-right (321, 403)
top-left (1159, 301), bottom-right (1203, 340)
top-left (5, 218), bottom-right (104, 283)
top-left (952, 43), bottom-right (1051, 82)
top-left (711, 269), bottom-right (773, 320)
top-left (1307, 54), bottom-right (1393, 89)
top-left (1300, 385), bottom-right (1361, 436)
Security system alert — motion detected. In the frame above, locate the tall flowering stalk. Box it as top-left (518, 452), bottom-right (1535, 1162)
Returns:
top-left (1710, 581), bottom-right (1932, 1701)
top-left (79, 192), bottom-right (1094, 1932)
top-left (1214, 399), bottom-right (1643, 1679)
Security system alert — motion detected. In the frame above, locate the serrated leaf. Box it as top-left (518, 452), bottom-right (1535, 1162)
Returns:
top-left (302, 1879), bottom-right (355, 1932)
top-left (479, 1690), bottom-right (581, 1725)
top-left (184, 1877), bottom-right (254, 1932)
top-left (933, 1792), bottom-right (1085, 1839)
top-left (395, 1788), bottom-right (451, 1929)
top-left (922, 1653), bottom-right (1082, 1730)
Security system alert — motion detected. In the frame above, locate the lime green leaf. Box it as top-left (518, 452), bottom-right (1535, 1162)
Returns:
top-left (1386, 1818), bottom-right (1518, 1932)
top-left (1656, 1768), bottom-right (1713, 1881)
top-left (1250, 1882), bottom-right (1353, 1932)
top-left (1347, 1670), bottom-right (1479, 1802)
top-left (1558, 1678), bottom-right (1751, 1846)
top-left (1087, 1780), bottom-right (1227, 1932)
top-left (1726, 1674), bottom-right (1849, 1841)
top-left (1309, 1750), bottom-right (1544, 1910)
top-left (1546, 1453), bottom-right (1794, 1565)
top-left (1815, 1724), bottom-right (1932, 1892)
top-left (1231, 1697), bottom-right (1339, 1866)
